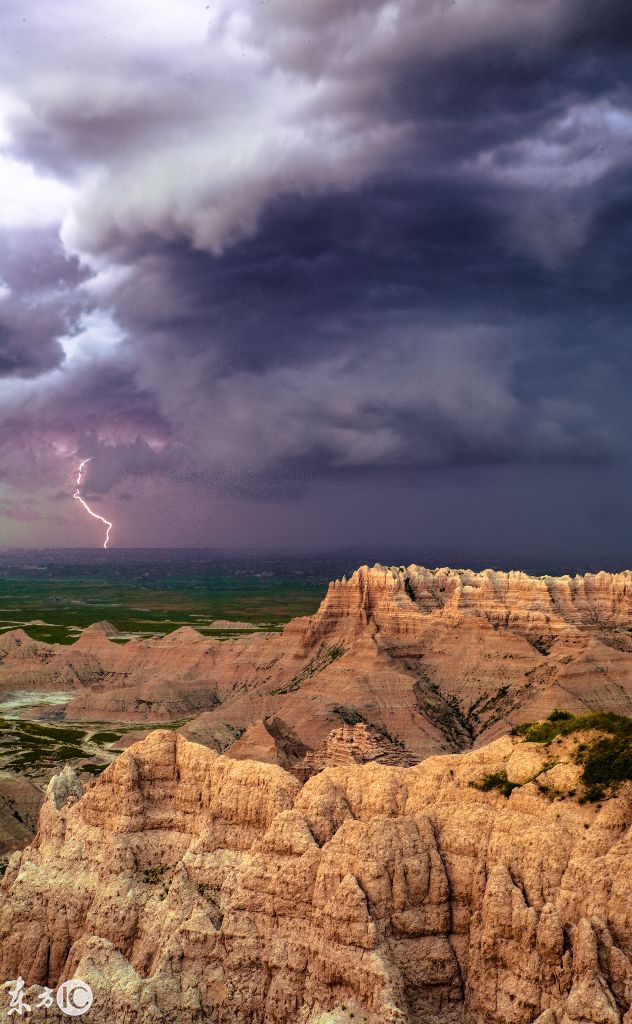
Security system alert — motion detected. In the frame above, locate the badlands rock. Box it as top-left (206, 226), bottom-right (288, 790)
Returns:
top-left (3, 565), bottom-right (632, 758)
top-left (0, 729), bottom-right (631, 1023)
top-left (297, 722), bottom-right (420, 780)
top-left (0, 772), bottom-right (43, 853)
top-left (506, 743), bottom-right (551, 784)
top-left (226, 716), bottom-right (310, 769)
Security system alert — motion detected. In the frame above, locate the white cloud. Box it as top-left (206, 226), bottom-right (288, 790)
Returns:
top-left (471, 100), bottom-right (632, 190)
top-left (0, 153), bottom-right (72, 228)
top-left (0, 0), bottom-right (588, 262)
top-left (58, 309), bottom-right (125, 365)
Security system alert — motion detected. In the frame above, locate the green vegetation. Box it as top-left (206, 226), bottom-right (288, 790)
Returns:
top-left (17, 722), bottom-right (86, 744)
top-left (110, 718), bottom-right (190, 735)
top-left (581, 730), bottom-right (632, 786)
top-left (81, 762), bottom-right (108, 776)
top-left (0, 718), bottom-right (106, 776)
top-left (90, 730), bottom-right (124, 745)
top-left (469, 770), bottom-right (520, 798)
top-left (514, 709), bottom-right (621, 744)
top-left (54, 744), bottom-right (88, 759)
top-left (579, 784), bottom-right (606, 804)
top-left (515, 710), bottom-right (632, 796)
top-left (470, 710), bottom-right (632, 801)
top-left (548, 709), bottom-right (573, 722)
top-left (0, 712), bottom-right (199, 777)
top-left (0, 565), bottom-right (329, 645)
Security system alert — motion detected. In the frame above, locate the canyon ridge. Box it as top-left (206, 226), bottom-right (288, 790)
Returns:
top-left (2, 564), bottom-right (632, 767)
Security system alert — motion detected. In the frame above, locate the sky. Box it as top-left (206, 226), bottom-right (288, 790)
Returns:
top-left (0, 0), bottom-right (631, 560)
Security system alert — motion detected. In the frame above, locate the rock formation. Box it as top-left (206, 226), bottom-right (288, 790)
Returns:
top-left (0, 772), bottom-right (43, 854)
top-left (296, 723), bottom-right (420, 780)
top-left (0, 728), bottom-right (631, 1023)
top-left (226, 716), bottom-right (311, 769)
top-left (3, 565), bottom-right (632, 759)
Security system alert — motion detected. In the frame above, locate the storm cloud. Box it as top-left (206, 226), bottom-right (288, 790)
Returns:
top-left (0, 0), bottom-right (631, 550)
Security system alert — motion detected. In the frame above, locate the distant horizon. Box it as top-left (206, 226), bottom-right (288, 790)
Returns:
top-left (0, 545), bottom-right (631, 579)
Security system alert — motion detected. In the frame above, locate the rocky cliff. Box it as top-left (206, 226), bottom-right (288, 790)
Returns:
top-left (3, 565), bottom-right (632, 759)
top-left (0, 772), bottom-right (44, 854)
top-left (1, 728), bottom-right (631, 1024)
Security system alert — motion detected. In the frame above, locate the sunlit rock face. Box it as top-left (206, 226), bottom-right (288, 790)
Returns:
top-left (1, 729), bottom-right (631, 1024)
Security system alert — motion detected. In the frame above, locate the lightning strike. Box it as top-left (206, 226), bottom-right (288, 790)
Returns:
top-left (73, 458), bottom-right (113, 548)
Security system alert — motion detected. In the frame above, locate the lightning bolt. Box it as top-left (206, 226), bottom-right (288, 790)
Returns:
top-left (73, 458), bottom-right (113, 549)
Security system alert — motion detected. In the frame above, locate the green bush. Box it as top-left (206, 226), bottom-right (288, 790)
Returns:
top-left (470, 770), bottom-right (520, 798)
top-left (582, 734), bottom-right (632, 786)
top-left (90, 731), bottom-right (123, 745)
top-left (81, 762), bottom-right (108, 776)
top-left (517, 710), bottom-right (632, 794)
top-left (516, 710), bottom-right (629, 745)
top-left (548, 709), bottom-right (573, 722)
top-left (579, 784), bottom-right (606, 804)
top-left (478, 711), bottom-right (632, 802)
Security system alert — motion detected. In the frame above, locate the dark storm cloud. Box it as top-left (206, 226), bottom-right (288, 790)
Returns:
top-left (0, 0), bottom-right (631, 511)
top-left (106, 180), bottom-right (620, 490)
top-left (0, 303), bottom-right (66, 377)
top-left (2, 360), bottom-right (164, 441)
top-left (0, 229), bottom-right (88, 377)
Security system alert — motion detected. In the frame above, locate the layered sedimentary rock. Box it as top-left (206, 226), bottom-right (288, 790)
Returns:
top-left (3, 566), bottom-right (632, 757)
top-left (1, 729), bottom-right (631, 1023)
top-left (297, 723), bottom-right (420, 780)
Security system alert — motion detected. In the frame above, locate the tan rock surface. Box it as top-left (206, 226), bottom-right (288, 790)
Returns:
top-left (506, 742), bottom-right (550, 784)
top-left (1, 729), bottom-right (631, 1023)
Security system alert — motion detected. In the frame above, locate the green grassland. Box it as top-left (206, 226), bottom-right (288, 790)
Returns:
top-left (0, 717), bottom-right (191, 778)
top-left (0, 576), bottom-right (324, 644)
